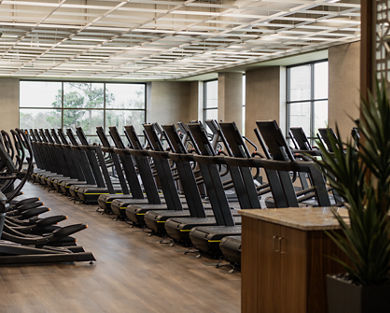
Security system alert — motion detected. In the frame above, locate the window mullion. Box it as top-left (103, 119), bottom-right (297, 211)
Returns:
top-left (61, 81), bottom-right (64, 129)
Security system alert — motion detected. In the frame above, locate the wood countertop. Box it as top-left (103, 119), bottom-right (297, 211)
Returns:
top-left (239, 207), bottom-right (349, 231)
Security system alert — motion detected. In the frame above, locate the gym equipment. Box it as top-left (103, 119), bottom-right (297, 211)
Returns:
top-left (163, 123), bottom-right (240, 245)
top-left (0, 128), bottom-right (95, 264)
top-left (97, 126), bottom-right (145, 216)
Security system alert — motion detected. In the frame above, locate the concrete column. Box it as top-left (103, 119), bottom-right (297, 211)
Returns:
top-left (245, 66), bottom-right (282, 146)
top-left (218, 72), bottom-right (243, 130)
top-left (0, 78), bottom-right (19, 132)
top-left (328, 41), bottom-right (360, 139)
top-left (147, 81), bottom-right (194, 124)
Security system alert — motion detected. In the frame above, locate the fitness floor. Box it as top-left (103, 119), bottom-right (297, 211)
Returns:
top-left (0, 183), bottom-right (240, 313)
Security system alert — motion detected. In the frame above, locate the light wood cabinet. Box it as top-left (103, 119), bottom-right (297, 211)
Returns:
top-left (242, 215), bottom-right (344, 313)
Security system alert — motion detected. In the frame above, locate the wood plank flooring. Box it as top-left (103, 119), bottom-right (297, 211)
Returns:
top-left (0, 183), bottom-right (240, 313)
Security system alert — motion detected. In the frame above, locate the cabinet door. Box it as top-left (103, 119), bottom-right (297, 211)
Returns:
top-left (242, 217), bottom-right (282, 313)
top-left (280, 226), bottom-right (307, 313)
top-left (257, 220), bottom-right (283, 313)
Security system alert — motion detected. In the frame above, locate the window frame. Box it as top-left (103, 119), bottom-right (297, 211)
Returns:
top-left (19, 80), bottom-right (147, 138)
top-left (286, 59), bottom-right (328, 141)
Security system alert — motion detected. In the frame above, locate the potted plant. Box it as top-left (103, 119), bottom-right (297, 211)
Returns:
top-left (314, 80), bottom-right (390, 313)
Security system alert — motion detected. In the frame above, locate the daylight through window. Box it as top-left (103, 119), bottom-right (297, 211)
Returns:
top-left (287, 60), bottom-right (328, 142)
top-left (20, 81), bottom-right (146, 139)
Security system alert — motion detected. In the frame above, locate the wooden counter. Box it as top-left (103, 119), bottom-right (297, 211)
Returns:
top-left (240, 207), bottom-right (346, 313)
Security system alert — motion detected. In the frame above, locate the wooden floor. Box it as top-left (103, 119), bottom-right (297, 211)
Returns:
top-left (0, 183), bottom-right (240, 313)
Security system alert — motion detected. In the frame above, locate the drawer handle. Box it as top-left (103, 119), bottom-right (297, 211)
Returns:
top-left (272, 235), bottom-right (280, 252)
top-left (279, 236), bottom-right (286, 255)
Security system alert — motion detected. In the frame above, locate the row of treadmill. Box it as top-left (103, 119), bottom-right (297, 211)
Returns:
top-left (28, 120), bottom-right (345, 268)
top-left (0, 128), bottom-right (95, 265)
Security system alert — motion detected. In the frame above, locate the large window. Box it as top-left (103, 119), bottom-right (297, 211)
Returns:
top-left (242, 74), bottom-right (246, 135)
top-left (287, 60), bottom-right (328, 140)
top-left (203, 80), bottom-right (218, 121)
top-left (20, 81), bottom-right (146, 140)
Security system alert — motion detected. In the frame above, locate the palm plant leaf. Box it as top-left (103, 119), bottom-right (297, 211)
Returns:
top-left (312, 79), bottom-right (390, 285)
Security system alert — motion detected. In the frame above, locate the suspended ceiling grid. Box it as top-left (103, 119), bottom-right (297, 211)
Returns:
top-left (0, 0), bottom-right (361, 80)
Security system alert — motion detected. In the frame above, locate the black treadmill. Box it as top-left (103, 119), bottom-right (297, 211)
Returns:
top-left (317, 127), bottom-right (337, 152)
top-left (97, 126), bottom-right (145, 215)
top-left (219, 121), bottom-right (332, 265)
top-left (56, 128), bottom-right (96, 195)
top-left (140, 123), bottom-right (192, 234)
top-left (48, 129), bottom-right (87, 193)
top-left (257, 121), bottom-right (332, 207)
top-left (35, 129), bottom-right (63, 185)
top-left (217, 122), bottom-right (264, 265)
top-left (64, 128), bottom-right (106, 200)
top-left (289, 127), bottom-right (322, 157)
top-left (181, 122), bottom-right (243, 256)
top-left (111, 125), bottom-right (165, 225)
top-left (163, 123), bottom-right (240, 245)
top-left (73, 127), bottom-right (123, 203)
top-left (39, 129), bottom-right (67, 189)
top-left (45, 129), bottom-right (92, 192)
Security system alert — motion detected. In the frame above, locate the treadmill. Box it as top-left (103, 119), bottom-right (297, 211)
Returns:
top-left (43, 129), bottom-right (84, 191)
top-left (49, 129), bottom-right (89, 194)
top-left (317, 127), bottom-right (337, 153)
top-left (140, 123), bottom-right (191, 234)
top-left (111, 125), bottom-right (165, 225)
top-left (35, 129), bottom-right (63, 185)
top-left (74, 127), bottom-right (123, 203)
top-left (64, 128), bottom-right (107, 200)
top-left (217, 122), bottom-right (265, 265)
top-left (56, 128), bottom-right (96, 195)
top-left (257, 121), bottom-right (332, 207)
top-left (97, 126), bottom-right (145, 215)
top-left (219, 121), bottom-right (332, 265)
top-left (180, 122), bottom-right (243, 256)
top-left (289, 127), bottom-right (322, 157)
top-left (163, 123), bottom-right (241, 245)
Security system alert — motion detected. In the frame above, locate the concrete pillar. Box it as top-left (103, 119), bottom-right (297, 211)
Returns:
top-left (245, 66), bottom-right (283, 146)
top-left (147, 81), bottom-right (194, 124)
top-left (328, 41), bottom-right (360, 139)
top-left (0, 78), bottom-right (19, 132)
top-left (218, 72), bottom-right (243, 130)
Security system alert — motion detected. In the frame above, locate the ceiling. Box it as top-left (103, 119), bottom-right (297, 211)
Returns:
top-left (0, 0), bottom-right (360, 81)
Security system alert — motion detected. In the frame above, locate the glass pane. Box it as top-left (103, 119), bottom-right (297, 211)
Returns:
top-left (242, 105), bottom-right (246, 135)
top-left (314, 62), bottom-right (328, 99)
top-left (106, 84), bottom-right (145, 109)
top-left (63, 82), bottom-right (104, 108)
top-left (289, 64), bottom-right (311, 101)
top-left (242, 75), bottom-right (246, 106)
top-left (289, 102), bottom-right (311, 136)
top-left (204, 109), bottom-right (218, 121)
top-left (85, 136), bottom-right (101, 145)
top-left (20, 109), bottom-right (61, 129)
top-left (20, 81), bottom-right (62, 108)
top-left (63, 109), bottom-right (104, 135)
top-left (106, 110), bottom-right (145, 136)
top-left (205, 80), bottom-right (218, 108)
top-left (314, 100), bottom-right (328, 135)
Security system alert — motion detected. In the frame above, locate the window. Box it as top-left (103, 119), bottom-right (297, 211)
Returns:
top-left (242, 75), bottom-right (246, 135)
top-left (20, 81), bottom-right (146, 140)
top-left (287, 60), bottom-right (328, 141)
top-left (203, 80), bottom-right (218, 121)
